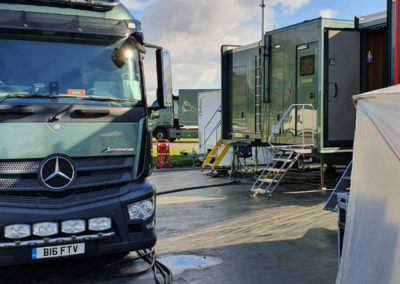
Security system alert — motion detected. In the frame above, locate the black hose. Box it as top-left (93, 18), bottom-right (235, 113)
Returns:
top-left (103, 179), bottom-right (239, 281)
top-left (104, 248), bottom-right (173, 283)
top-left (156, 180), bottom-right (240, 196)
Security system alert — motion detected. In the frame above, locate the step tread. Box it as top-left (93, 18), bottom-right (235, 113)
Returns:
top-left (250, 188), bottom-right (267, 194)
top-left (273, 158), bottom-right (293, 162)
top-left (278, 148), bottom-right (312, 154)
top-left (258, 178), bottom-right (278, 184)
top-left (266, 167), bottom-right (286, 173)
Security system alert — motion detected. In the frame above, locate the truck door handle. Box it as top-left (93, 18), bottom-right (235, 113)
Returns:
top-left (73, 109), bottom-right (110, 117)
top-left (334, 83), bottom-right (338, 100)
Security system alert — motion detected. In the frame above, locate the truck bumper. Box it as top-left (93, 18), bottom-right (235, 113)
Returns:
top-left (0, 181), bottom-right (156, 266)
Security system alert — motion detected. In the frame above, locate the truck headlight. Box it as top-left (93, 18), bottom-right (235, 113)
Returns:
top-left (4, 224), bottom-right (31, 239)
top-left (33, 222), bottom-right (58, 237)
top-left (127, 198), bottom-right (154, 220)
top-left (62, 220), bottom-right (86, 234)
top-left (88, 217), bottom-right (112, 231)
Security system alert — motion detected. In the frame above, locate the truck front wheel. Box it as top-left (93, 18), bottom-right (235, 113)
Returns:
top-left (154, 128), bottom-right (167, 140)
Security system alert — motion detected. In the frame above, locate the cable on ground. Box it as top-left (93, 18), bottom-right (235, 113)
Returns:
top-left (104, 248), bottom-right (172, 284)
top-left (156, 180), bottom-right (240, 196)
top-left (104, 180), bottom-right (240, 282)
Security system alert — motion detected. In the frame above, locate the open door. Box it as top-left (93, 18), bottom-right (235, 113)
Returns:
top-left (221, 43), bottom-right (261, 140)
top-left (324, 29), bottom-right (360, 148)
top-left (365, 28), bottom-right (388, 92)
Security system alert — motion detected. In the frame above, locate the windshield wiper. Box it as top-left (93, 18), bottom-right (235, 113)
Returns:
top-left (48, 96), bottom-right (130, 122)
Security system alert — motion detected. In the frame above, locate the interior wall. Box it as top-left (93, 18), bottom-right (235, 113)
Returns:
top-left (364, 28), bottom-right (388, 92)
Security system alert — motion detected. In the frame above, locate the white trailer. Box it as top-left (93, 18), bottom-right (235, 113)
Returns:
top-left (198, 90), bottom-right (270, 170)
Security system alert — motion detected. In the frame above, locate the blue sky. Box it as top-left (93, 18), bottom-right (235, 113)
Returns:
top-left (123, 0), bottom-right (388, 96)
top-left (276, 0), bottom-right (386, 29)
top-left (128, 0), bottom-right (387, 27)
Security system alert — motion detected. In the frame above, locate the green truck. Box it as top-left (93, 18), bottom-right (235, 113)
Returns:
top-left (222, 16), bottom-right (389, 166)
top-left (149, 89), bottom-right (215, 141)
top-left (0, 0), bottom-right (172, 265)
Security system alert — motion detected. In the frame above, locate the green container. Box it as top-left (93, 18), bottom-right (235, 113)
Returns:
top-left (222, 18), bottom-right (361, 154)
top-left (178, 89), bottom-right (216, 126)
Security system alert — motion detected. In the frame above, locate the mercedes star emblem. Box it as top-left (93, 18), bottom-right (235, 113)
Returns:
top-left (39, 156), bottom-right (75, 191)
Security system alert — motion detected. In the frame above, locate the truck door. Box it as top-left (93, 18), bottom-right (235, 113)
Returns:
top-left (232, 65), bottom-right (248, 133)
top-left (296, 43), bottom-right (318, 107)
top-left (325, 30), bottom-right (360, 148)
top-left (221, 43), bottom-right (261, 140)
top-left (295, 43), bottom-right (318, 143)
top-left (270, 47), bottom-right (284, 135)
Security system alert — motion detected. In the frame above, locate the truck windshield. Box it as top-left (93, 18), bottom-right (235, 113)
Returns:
top-left (0, 35), bottom-right (143, 107)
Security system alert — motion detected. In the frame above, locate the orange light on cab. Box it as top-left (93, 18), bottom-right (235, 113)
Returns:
top-left (67, 89), bottom-right (86, 96)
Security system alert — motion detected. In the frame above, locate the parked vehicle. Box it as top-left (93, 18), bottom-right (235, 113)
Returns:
top-left (198, 90), bottom-right (269, 172)
top-left (149, 89), bottom-right (216, 141)
top-left (0, 0), bottom-right (172, 266)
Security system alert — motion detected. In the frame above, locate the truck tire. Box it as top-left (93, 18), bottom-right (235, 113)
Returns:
top-left (154, 128), bottom-right (167, 140)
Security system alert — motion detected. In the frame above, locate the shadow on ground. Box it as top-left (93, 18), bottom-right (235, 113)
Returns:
top-left (0, 227), bottom-right (337, 284)
top-left (176, 227), bottom-right (338, 284)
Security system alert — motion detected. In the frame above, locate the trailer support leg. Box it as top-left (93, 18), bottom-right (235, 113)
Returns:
top-left (320, 154), bottom-right (327, 190)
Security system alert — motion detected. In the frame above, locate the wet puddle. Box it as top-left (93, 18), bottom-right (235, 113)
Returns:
top-left (157, 254), bottom-right (223, 275)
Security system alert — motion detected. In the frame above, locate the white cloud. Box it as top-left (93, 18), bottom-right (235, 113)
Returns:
top-left (124, 0), bottom-right (310, 101)
top-left (320, 9), bottom-right (340, 19)
top-left (121, 0), bottom-right (147, 10)
top-left (271, 0), bottom-right (311, 15)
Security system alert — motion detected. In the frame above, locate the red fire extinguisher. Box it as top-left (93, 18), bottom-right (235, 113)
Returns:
top-left (156, 139), bottom-right (171, 169)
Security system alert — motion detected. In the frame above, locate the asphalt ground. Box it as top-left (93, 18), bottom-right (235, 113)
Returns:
top-left (0, 169), bottom-right (338, 283)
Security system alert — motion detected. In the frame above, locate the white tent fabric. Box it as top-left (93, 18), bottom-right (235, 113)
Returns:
top-left (336, 85), bottom-right (400, 284)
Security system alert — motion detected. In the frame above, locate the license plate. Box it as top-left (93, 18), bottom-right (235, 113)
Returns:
top-left (32, 243), bottom-right (85, 260)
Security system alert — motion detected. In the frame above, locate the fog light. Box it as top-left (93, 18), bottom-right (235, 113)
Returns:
top-left (127, 198), bottom-right (154, 220)
top-left (88, 217), bottom-right (111, 231)
top-left (4, 224), bottom-right (31, 239)
top-left (127, 204), bottom-right (141, 220)
top-left (140, 200), bottom-right (154, 219)
top-left (62, 220), bottom-right (86, 234)
top-left (33, 222), bottom-right (58, 237)
top-left (146, 221), bottom-right (155, 229)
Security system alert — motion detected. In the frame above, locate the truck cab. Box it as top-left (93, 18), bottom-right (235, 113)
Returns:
top-left (0, 0), bottom-right (172, 265)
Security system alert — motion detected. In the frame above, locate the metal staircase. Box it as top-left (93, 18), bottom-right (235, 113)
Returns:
top-left (323, 161), bottom-right (352, 211)
top-left (201, 139), bottom-right (231, 173)
top-left (251, 103), bottom-right (316, 198)
top-left (250, 147), bottom-right (311, 198)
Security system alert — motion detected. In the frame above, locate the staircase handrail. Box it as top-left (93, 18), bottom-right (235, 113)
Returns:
top-left (204, 120), bottom-right (222, 148)
top-left (268, 104), bottom-right (316, 149)
top-left (203, 106), bottom-right (222, 149)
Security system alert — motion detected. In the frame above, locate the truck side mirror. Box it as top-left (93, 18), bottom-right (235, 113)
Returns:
top-left (150, 109), bottom-right (160, 118)
top-left (156, 49), bottom-right (173, 108)
top-left (111, 35), bottom-right (146, 68)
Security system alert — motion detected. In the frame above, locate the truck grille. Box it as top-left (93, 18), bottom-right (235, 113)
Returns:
top-left (0, 156), bottom-right (134, 207)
